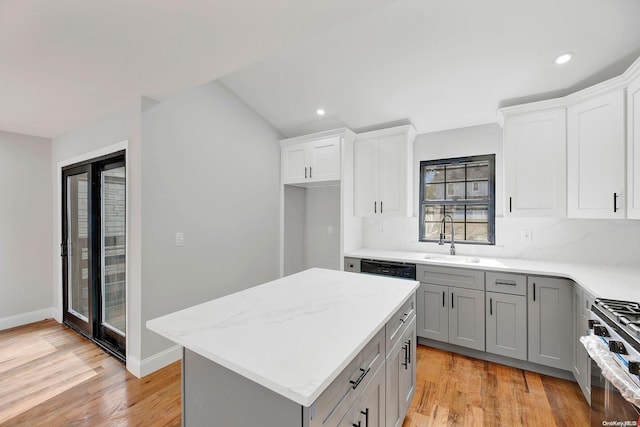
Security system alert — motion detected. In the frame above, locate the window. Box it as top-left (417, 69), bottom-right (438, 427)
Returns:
top-left (419, 154), bottom-right (495, 244)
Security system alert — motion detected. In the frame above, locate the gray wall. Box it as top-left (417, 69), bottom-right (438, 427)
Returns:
top-left (140, 80), bottom-right (281, 358)
top-left (0, 131), bottom-right (53, 323)
top-left (304, 186), bottom-right (340, 270)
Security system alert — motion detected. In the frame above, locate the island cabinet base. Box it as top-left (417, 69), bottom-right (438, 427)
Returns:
top-left (183, 348), bottom-right (302, 427)
top-left (182, 326), bottom-right (390, 427)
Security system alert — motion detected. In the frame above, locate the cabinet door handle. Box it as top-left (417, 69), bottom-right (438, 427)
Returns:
top-left (495, 280), bottom-right (517, 286)
top-left (352, 422), bottom-right (361, 427)
top-left (349, 367), bottom-right (370, 390)
top-left (442, 291), bottom-right (445, 307)
top-left (533, 283), bottom-right (536, 301)
top-left (490, 298), bottom-right (493, 316)
top-left (401, 343), bottom-right (408, 369)
top-left (310, 166), bottom-right (312, 178)
top-left (509, 196), bottom-right (512, 213)
top-left (586, 299), bottom-right (589, 310)
top-left (406, 338), bottom-right (412, 365)
top-left (380, 201), bottom-right (383, 213)
top-left (361, 408), bottom-right (369, 427)
top-left (305, 167), bottom-right (307, 179)
top-left (374, 201), bottom-right (377, 214)
top-left (613, 192), bottom-right (618, 212)
top-left (451, 293), bottom-right (454, 309)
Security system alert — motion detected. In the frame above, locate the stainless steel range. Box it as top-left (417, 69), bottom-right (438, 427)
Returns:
top-left (583, 298), bottom-right (640, 426)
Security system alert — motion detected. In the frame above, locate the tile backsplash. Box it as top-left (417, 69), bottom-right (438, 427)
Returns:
top-left (363, 216), bottom-right (640, 266)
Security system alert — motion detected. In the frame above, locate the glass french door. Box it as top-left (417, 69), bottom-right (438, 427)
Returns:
top-left (62, 152), bottom-right (126, 360)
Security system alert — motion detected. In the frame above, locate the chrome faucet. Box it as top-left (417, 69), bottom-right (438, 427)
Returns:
top-left (439, 215), bottom-right (456, 255)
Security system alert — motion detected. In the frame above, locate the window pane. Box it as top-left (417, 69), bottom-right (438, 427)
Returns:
top-left (445, 182), bottom-right (465, 200)
top-left (423, 205), bottom-right (443, 221)
top-left (446, 165), bottom-right (465, 182)
top-left (466, 181), bottom-right (489, 199)
top-left (423, 221), bottom-right (442, 240)
top-left (423, 165), bottom-right (445, 184)
top-left (467, 162), bottom-right (489, 180)
top-left (444, 205), bottom-right (465, 221)
top-left (466, 223), bottom-right (488, 242)
top-left (467, 205), bottom-right (488, 222)
top-left (424, 183), bottom-right (444, 200)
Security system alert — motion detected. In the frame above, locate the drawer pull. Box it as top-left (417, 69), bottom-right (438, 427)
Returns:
top-left (350, 367), bottom-right (370, 390)
top-left (495, 280), bottom-right (517, 286)
top-left (352, 422), bottom-right (361, 427)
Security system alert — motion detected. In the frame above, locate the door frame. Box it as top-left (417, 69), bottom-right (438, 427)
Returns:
top-left (56, 140), bottom-right (129, 358)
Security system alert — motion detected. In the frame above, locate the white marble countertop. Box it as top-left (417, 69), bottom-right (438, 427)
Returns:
top-left (146, 268), bottom-right (418, 407)
top-left (346, 248), bottom-right (640, 302)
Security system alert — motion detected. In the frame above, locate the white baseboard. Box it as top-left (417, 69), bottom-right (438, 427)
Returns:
top-left (0, 307), bottom-right (55, 331)
top-left (127, 345), bottom-right (182, 378)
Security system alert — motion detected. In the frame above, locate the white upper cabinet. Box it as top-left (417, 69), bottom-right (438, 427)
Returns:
top-left (628, 76), bottom-right (640, 219)
top-left (281, 136), bottom-right (341, 185)
top-left (354, 125), bottom-right (416, 217)
top-left (503, 109), bottom-right (567, 217)
top-left (567, 90), bottom-right (626, 218)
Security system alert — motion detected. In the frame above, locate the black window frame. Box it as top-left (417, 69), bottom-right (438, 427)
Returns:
top-left (419, 154), bottom-right (496, 245)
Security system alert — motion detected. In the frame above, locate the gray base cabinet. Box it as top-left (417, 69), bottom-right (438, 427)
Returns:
top-left (339, 365), bottom-right (386, 427)
top-left (528, 276), bottom-right (573, 371)
top-left (386, 317), bottom-right (416, 427)
top-left (486, 291), bottom-right (527, 360)
top-left (416, 266), bottom-right (485, 352)
top-left (416, 282), bottom-right (448, 341)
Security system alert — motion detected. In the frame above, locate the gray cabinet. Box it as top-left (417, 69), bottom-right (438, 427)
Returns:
top-left (416, 282), bottom-right (448, 341)
top-left (416, 266), bottom-right (485, 352)
top-left (486, 291), bottom-right (527, 360)
top-left (339, 364), bottom-right (386, 427)
top-left (528, 276), bottom-right (573, 370)
top-left (386, 317), bottom-right (416, 427)
top-left (573, 284), bottom-right (593, 402)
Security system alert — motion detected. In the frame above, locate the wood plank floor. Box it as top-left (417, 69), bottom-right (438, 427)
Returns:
top-left (0, 320), bottom-right (589, 426)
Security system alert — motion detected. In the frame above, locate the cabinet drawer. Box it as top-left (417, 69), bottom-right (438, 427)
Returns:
top-left (385, 294), bottom-right (416, 356)
top-left (309, 328), bottom-right (385, 427)
top-left (344, 257), bottom-right (361, 273)
top-left (486, 272), bottom-right (526, 296)
top-left (416, 265), bottom-right (485, 291)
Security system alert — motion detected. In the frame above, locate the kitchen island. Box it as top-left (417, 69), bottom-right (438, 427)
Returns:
top-left (147, 268), bottom-right (419, 427)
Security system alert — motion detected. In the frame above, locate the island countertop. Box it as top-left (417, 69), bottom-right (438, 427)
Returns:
top-left (146, 268), bottom-right (419, 407)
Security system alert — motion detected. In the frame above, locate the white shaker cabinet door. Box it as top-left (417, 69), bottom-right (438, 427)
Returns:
top-left (282, 144), bottom-right (308, 184)
top-left (378, 134), bottom-right (410, 217)
top-left (628, 77), bottom-right (640, 219)
top-left (567, 90), bottom-right (626, 218)
top-left (504, 109), bottom-right (566, 217)
top-left (308, 137), bottom-right (341, 183)
top-left (354, 137), bottom-right (380, 217)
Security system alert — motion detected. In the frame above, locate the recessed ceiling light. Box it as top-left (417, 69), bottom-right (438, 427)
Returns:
top-left (316, 108), bottom-right (325, 116)
top-left (555, 53), bottom-right (573, 65)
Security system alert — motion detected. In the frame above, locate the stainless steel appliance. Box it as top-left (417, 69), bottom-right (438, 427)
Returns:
top-left (360, 259), bottom-right (416, 280)
top-left (585, 298), bottom-right (640, 426)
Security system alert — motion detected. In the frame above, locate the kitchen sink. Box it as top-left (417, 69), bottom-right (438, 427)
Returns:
top-left (423, 255), bottom-right (481, 264)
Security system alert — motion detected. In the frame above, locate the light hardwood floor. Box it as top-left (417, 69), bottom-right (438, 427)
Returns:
top-left (0, 320), bottom-right (589, 426)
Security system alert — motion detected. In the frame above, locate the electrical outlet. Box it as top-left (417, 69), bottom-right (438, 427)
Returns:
top-left (175, 232), bottom-right (184, 247)
top-left (521, 229), bottom-right (532, 242)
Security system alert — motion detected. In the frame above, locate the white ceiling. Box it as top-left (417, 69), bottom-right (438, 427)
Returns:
top-left (3, 1), bottom-right (640, 140)
top-left (222, 0), bottom-right (640, 137)
top-left (0, 0), bottom-right (394, 138)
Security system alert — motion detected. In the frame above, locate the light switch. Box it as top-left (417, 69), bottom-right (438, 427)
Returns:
top-left (175, 232), bottom-right (184, 247)
top-left (328, 225), bottom-right (334, 235)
